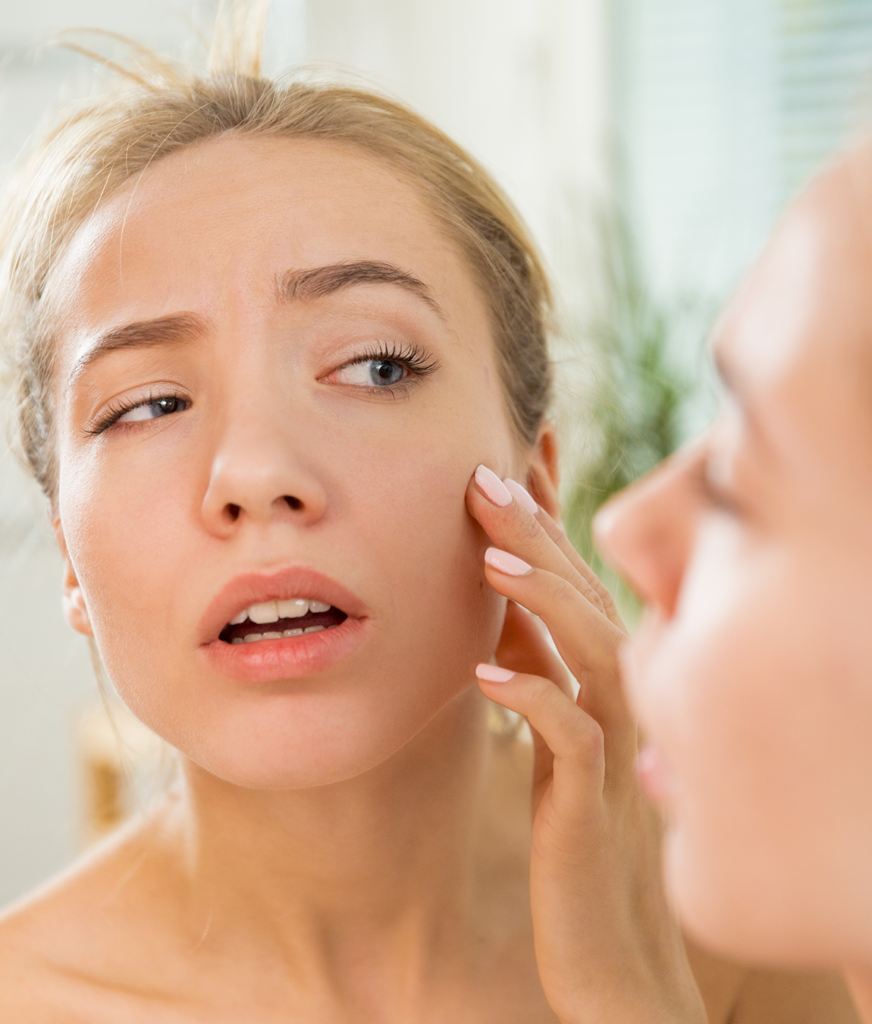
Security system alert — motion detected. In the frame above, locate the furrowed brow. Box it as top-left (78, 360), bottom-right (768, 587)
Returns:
top-left (278, 260), bottom-right (447, 321)
top-left (68, 312), bottom-right (208, 386)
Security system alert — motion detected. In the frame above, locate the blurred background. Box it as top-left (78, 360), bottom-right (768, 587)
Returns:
top-left (1, 0), bottom-right (872, 905)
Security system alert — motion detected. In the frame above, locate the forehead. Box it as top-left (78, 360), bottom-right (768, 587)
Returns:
top-left (49, 135), bottom-right (486, 369)
top-left (714, 147), bottom-right (872, 441)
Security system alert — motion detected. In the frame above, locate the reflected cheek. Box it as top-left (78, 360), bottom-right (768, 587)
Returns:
top-left (628, 537), bottom-right (807, 941)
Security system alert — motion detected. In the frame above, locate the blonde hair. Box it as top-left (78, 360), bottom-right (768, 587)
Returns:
top-left (1, 13), bottom-right (553, 510)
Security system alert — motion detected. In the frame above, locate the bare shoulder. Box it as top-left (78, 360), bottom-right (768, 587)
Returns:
top-left (0, 813), bottom-right (180, 1023)
top-left (684, 937), bottom-right (859, 1024)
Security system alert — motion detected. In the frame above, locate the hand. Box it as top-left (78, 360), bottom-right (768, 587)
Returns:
top-left (467, 465), bottom-right (707, 1024)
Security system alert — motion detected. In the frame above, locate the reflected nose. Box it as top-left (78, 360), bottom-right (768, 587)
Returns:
top-left (594, 443), bottom-right (703, 618)
top-left (201, 403), bottom-right (328, 535)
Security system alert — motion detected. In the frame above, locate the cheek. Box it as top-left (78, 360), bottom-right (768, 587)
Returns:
top-left (329, 401), bottom-right (509, 683)
top-left (627, 523), bottom-right (812, 953)
top-left (635, 520), bottom-right (872, 962)
top-left (58, 436), bottom-right (198, 686)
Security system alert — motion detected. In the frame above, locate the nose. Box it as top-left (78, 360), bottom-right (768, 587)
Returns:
top-left (593, 441), bottom-right (705, 618)
top-left (201, 396), bottom-right (328, 536)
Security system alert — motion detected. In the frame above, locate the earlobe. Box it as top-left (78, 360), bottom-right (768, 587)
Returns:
top-left (525, 421), bottom-right (561, 521)
top-left (53, 521), bottom-right (94, 638)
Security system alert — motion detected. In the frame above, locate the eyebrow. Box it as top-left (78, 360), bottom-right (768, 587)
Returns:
top-left (277, 260), bottom-right (447, 321)
top-left (68, 261), bottom-right (446, 387)
top-left (68, 312), bottom-right (209, 387)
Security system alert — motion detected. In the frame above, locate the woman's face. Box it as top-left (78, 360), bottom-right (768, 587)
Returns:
top-left (50, 135), bottom-right (530, 788)
top-left (596, 144), bottom-right (872, 967)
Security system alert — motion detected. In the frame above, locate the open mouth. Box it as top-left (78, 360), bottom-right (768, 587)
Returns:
top-left (218, 599), bottom-right (349, 645)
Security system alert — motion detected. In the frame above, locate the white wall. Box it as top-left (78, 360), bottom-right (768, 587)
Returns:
top-left (0, 0), bottom-right (608, 904)
top-left (303, 0), bottom-right (609, 297)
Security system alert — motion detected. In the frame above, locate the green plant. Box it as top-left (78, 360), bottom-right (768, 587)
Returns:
top-left (561, 211), bottom-right (713, 620)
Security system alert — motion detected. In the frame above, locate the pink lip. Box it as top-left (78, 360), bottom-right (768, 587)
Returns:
top-left (197, 566), bottom-right (371, 684)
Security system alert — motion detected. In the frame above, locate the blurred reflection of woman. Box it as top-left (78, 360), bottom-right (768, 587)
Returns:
top-left (0, 10), bottom-right (857, 1022)
top-left (595, 138), bottom-right (872, 1024)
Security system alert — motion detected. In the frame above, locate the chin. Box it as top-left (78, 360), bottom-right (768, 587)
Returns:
top-left (664, 824), bottom-right (846, 970)
top-left (150, 679), bottom-right (482, 792)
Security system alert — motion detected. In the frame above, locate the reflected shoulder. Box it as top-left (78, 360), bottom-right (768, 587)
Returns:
top-left (731, 965), bottom-right (860, 1024)
top-left (684, 936), bottom-right (860, 1024)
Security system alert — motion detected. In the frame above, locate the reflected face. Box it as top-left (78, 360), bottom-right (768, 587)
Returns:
top-left (596, 145), bottom-right (872, 966)
top-left (50, 135), bottom-right (521, 788)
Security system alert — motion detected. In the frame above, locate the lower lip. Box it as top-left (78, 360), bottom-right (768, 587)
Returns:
top-left (199, 616), bottom-right (370, 683)
top-left (635, 744), bottom-right (674, 807)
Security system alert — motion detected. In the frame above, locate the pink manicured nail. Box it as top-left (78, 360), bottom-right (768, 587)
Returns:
top-left (476, 663), bottom-right (516, 683)
top-left (484, 547), bottom-right (533, 576)
top-left (475, 464), bottom-right (512, 507)
top-left (503, 478), bottom-right (538, 515)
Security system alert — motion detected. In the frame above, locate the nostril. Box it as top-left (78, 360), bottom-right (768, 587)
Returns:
top-left (226, 503), bottom-right (241, 522)
top-left (284, 495), bottom-right (302, 511)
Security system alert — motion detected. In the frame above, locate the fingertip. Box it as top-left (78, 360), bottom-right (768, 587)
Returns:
top-left (503, 478), bottom-right (538, 515)
top-left (475, 663), bottom-right (516, 683)
top-left (484, 548), bottom-right (533, 576)
top-left (474, 464), bottom-right (513, 507)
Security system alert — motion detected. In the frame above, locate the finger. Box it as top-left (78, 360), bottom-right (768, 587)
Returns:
top-left (533, 504), bottom-right (626, 633)
top-left (482, 551), bottom-right (630, 737)
top-left (467, 466), bottom-right (608, 618)
top-left (475, 664), bottom-right (605, 817)
top-left (495, 601), bottom-right (575, 699)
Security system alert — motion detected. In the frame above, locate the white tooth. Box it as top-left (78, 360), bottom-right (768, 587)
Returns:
top-left (309, 600), bottom-right (331, 613)
top-left (304, 624), bottom-right (325, 633)
top-left (283, 628), bottom-right (304, 637)
top-left (243, 634), bottom-right (262, 643)
top-left (277, 599), bottom-right (308, 619)
top-left (231, 637), bottom-right (244, 644)
top-left (229, 609), bottom-right (248, 625)
top-left (262, 632), bottom-right (282, 640)
top-left (248, 601), bottom-right (279, 624)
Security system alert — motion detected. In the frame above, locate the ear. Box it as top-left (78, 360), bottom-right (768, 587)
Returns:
top-left (53, 521), bottom-right (94, 637)
top-left (524, 420), bottom-right (561, 522)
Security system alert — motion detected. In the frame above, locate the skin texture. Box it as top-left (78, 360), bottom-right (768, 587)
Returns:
top-left (594, 140), bottom-right (872, 1019)
top-left (0, 134), bottom-right (856, 1022)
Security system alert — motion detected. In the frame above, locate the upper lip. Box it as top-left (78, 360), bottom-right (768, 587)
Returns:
top-left (198, 566), bottom-right (369, 644)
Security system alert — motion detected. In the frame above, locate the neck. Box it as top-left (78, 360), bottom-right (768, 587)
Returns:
top-left (154, 686), bottom-right (527, 990)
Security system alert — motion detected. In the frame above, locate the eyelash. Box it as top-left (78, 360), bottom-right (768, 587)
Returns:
top-left (689, 457), bottom-right (742, 516)
top-left (339, 341), bottom-right (440, 397)
top-left (87, 342), bottom-right (440, 435)
top-left (87, 389), bottom-right (189, 436)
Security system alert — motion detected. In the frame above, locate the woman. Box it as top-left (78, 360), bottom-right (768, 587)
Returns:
top-left (593, 138), bottom-right (872, 1022)
top-left (0, 16), bottom-right (855, 1022)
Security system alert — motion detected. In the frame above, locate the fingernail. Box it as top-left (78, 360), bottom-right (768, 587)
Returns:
top-left (476, 663), bottom-right (516, 683)
top-left (503, 478), bottom-right (538, 515)
top-left (475, 464), bottom-right (512, 507)
top-left (485, 547), bottom-right (533, 576)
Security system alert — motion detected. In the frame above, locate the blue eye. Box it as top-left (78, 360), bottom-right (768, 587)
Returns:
top-left (369, 360), bottom-right (407, 385)
top-left (332, 358), bottom-right (410, 388)
top-left (328, 342), bottom-right (439, 392)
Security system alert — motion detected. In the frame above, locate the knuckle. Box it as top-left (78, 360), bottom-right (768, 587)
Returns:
top-left (508, 503), bottom-right (542, 544)
top-left (546, 572), bottom-right (578, 607)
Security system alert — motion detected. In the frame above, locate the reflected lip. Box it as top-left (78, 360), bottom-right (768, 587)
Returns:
top-left (635, 743), bottom-right (674, 808)
top-left (198, 566), bottom-right (369, 645)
